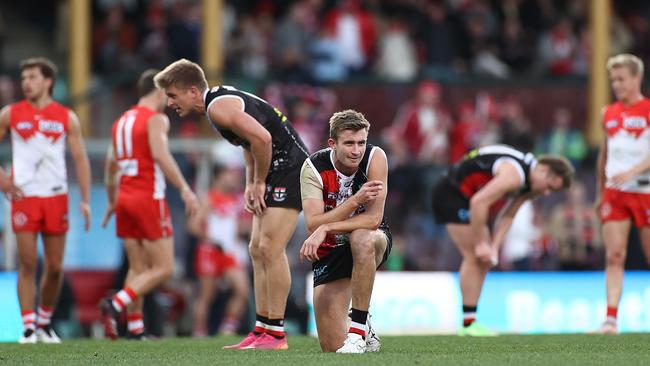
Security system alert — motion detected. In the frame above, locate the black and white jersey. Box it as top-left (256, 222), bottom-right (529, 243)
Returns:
top-left (204, 85), bottom-right (309, 172)
top-left (449, 144), bottom-right (536, 198)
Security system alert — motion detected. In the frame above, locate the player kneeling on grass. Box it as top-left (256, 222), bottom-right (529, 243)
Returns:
top-left (432, 145), bottom-right (573, 336)
top-left (100, 69), bottom-right (199, 340)
top-left (300, 110), bottom-right (391, 353)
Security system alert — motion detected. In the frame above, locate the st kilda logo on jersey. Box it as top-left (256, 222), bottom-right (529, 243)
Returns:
top-left (273, 187), bottom-right (287, 202)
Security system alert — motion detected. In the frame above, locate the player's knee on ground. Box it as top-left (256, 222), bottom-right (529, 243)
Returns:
top-left (606, 248), bottom-right (626, 266)
top-left (320, 339), bottom-right (343, 353)
top-left (350, 229), bottom-right (377, 263)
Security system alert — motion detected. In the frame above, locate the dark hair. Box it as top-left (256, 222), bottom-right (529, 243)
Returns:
top-left (20, 57), bottom-right (58, 95)
top-left (138, 69), bottom-right (160, 98)
top-left (537, 155), bottom-right (575, 189)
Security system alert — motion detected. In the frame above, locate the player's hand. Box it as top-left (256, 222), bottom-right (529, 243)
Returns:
top-left (182, 188), bottom-right (200, 217)
top-left (80, 202), bottom-right (91, 232)
top-left (101, 203), bottom-right (115, 228)
top-left (475, 241), bottom-right (498, 267)
top-left (611, 170), bottom-right (636, 187)
top-left (352, 180), bottom-right (383, 206)
top-left (246, 181), bottom-right (267, 216)
top-left (0, 178), bottom-right (24, 200)
top-left (300, 226), bottom-right (327, 262)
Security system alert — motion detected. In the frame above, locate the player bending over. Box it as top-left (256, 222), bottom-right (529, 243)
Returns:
top-left (432, 145), bottom-right (573, 336)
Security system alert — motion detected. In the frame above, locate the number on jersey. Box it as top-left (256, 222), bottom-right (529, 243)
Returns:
top-left (115, 114), bottom-right (139, 176)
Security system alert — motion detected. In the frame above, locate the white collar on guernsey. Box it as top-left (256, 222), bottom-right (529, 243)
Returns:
top-left (202, 88), bottom-right (209, 103)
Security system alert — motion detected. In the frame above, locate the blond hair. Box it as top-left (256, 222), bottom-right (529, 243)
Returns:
top-left (154, 59), bottom-right (208, 92)
top-left (606, 53), bottom-right (644, 77)
top-left (537, 155), bottom-right (575, 189)
top-left (329, 109), bottom-right (370, 140)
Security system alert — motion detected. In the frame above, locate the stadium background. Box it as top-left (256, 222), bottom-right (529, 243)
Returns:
top-left (1, 0), bottom-right (650, 341)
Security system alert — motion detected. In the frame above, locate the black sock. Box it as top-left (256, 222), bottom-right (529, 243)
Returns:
top-left (254, 314), bottom-right (268, 335)
top-left (350, 308), bottom-right (369, 327)
top-left (462, 305), bottom-right (477, 327)
top-left (266, 318), bottom-right (285, 339)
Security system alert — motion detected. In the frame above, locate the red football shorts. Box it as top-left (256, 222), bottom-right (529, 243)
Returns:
top-left (116, 196), bottom-right (173, 240)
top-left (600, 188), bottom-right (650, 227)
top-left (194, 243), bottom-right (240, 278)
top-left (11, 194), bottom-right (68, 234)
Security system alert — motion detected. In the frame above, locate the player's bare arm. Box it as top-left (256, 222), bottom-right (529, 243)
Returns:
top-left (490, 193), bottom-right (532, 252)
top-left (301, 149), bottom-right (388, 262)
top-left (187, 195), bottom-right (211, 239)
top-left (302, 162), bottom-right (383, 234)
top-left (147, 113), bottom-right (199, 216)
top-left (468, 162), bottom-right (523, 236)
top-left (0, 105), bottom-right (20, 198)
top-left (101, 145), bottom-right (118, 227)
top-left (67, 110), bottom-right (92, 231)
top-left (610, 154), bottom-right (650, 186)
top-left (208, 97), bottom-right (271, 216)
top-left (242, 148), bottom-right (256, 214)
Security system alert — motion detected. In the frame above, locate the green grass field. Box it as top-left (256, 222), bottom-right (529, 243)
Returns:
top-left (2, 334), bottom-right (650, 366)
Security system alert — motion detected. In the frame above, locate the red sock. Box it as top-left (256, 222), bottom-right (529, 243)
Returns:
top-left (22, 310), bottom-right (36, 332)
top-left (37, 306), bottom-right (54, 328)
top-left (606, 306), bottom-right (618, 323)
top-left (127, 312), bottom-right (144, 335)
top-left (112, 287), bottom-right (137, 312)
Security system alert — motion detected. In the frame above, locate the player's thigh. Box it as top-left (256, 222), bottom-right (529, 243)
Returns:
top-left (123, 238), bottom-right (147, 272)
top-left (349, 229), bottom-right (388, 265)
top-left (142, 236), bottom-right (174, 270)
top-left (313, 278), bottom-right (351, 351)
top-left (258, 207), bottom-right (300, 248)
top-left (41, 233), bottom-right (66, 270)
top-left (446, 223), bottom-right (489, 258)
top-left (602, 220), bottom-right (632, 255)
top-left (637, 227), bottom-right (650, 264)
top-left (373, 230), bottom-right (389, 265)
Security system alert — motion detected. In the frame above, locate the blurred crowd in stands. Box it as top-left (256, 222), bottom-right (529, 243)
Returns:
top-left (87, 0), bottom-right (650, 82)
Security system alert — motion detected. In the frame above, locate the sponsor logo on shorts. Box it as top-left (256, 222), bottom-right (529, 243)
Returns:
top-left (457, 208), bottom-right (470, 222)
top-left (13, 211), bottom-right (28, 228)
top-left (273, 187), bottom-right (287, 202)
top-left (314, 264), bottom-right (327, 279)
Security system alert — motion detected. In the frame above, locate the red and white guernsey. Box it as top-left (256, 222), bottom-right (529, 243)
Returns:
top-left (603, 98), bottom-right (650, 193)
top-left (10, 100), bottom-right (69, 197)
top-left (205, 190), bottom-right (242, 253)
top-left (111, 105), bottom-right (165, 199)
